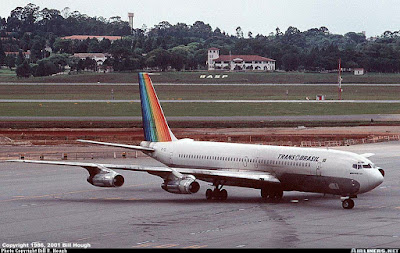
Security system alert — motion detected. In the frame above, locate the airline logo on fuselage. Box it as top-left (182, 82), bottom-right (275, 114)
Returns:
top-left (278, 154), bottom-right (320, 162)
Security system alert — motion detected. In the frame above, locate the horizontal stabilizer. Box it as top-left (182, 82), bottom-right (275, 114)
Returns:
top-left (76, 139), bottom-right (154, 152)
top-left (360, 153), bottom-right (375, 158)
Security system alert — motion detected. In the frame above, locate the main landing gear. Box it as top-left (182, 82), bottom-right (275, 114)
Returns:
top-left (261, 187), bottom-right (283, 202)
top-left (206, 184), bottom-right (228, 201)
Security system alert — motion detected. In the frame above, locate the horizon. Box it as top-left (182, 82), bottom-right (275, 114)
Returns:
top-left (1, 0), bottom-right (399, 38)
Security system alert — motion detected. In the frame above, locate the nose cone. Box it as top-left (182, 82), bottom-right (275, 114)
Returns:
top-left (366, 169), bottom-right (384, 192)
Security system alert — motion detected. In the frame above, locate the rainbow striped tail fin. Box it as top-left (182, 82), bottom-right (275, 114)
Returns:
top-left (138, 72), bottom-right (177, 142)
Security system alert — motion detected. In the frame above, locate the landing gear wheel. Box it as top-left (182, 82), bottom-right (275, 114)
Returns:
top-left (342, 198), bottom-right (355, 209)
top-left (273, 190), bottom-right (283, 201)
top-left (220, 189), bottom-right (228, 201)
top-left (261, 188), bottom-right (283, 202)
top-left (205, 188), bottom-right (228, 201)
top-left (206, 189), bottom-right (213, 200)
top-left (261, 188), bottom-right (269, 199)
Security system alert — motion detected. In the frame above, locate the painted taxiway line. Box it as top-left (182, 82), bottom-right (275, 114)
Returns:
top-left (1, 99), bottom-right (400, 103)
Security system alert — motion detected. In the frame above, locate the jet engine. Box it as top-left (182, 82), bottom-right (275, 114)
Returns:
top-left (87, 171), bottom-right (124, 187)
top-left (161, 175), bottom-right (200, 194)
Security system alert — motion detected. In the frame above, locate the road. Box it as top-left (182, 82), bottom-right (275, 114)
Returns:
top-left (1, 114), bottom-right (400, 122)
top-left (0, 141), bottom-right (399, 248)
top-left (2, 82), bottom-right (400, 86)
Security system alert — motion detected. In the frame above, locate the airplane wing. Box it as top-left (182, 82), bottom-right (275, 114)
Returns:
top-left (5, 159), bottom-right (170, 173)
top-left (6, 160), bottom-right (280, 189)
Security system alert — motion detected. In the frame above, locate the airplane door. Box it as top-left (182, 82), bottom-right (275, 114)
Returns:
top-left (243, 156), bottom-right (248, 167)
top-left (316, 161), bottom-right (322, 176)
top-left (254, 157), bottom-right (260, 169)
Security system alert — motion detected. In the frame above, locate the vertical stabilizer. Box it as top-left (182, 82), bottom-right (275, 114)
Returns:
top-left (138, 72), bottom-right (177, 142)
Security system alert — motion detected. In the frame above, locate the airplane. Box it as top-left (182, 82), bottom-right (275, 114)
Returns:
top-left (6, 72), bottom-right (385, 209)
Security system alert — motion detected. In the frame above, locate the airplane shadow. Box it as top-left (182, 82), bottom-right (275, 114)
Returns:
top-left (30, 191), bottom-right (339, 208)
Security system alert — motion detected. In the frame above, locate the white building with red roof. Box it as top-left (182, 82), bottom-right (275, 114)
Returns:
top-left (73, 53), bottom-right (111, 65)
top-left (207, 48), bottom-right (275, 71)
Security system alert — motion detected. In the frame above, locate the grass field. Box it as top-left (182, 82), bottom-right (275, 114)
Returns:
top-left (1, 71), bottom-right (400, 118)
top-left (0, 68), bottom-right (16, 77)
top-left (1, 102), bottom-right (400, 117)
top-left (1, 84), bottom-right (400, 101)
top-left (2, 71), bottom-right (400, 84)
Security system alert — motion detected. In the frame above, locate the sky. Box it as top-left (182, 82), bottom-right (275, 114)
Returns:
top-left (1, 0), bottom-right (400, 37)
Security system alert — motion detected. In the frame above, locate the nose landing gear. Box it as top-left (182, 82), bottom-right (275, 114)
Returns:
top-left (341, 196), bottom-right (356, 209)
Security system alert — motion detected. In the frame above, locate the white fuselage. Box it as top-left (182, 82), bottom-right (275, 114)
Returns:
top-left (142, 139), bottom-right (384, 196)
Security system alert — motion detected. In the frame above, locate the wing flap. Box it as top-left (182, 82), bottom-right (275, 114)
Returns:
top-left (174, 168), bottom-right (281, 189)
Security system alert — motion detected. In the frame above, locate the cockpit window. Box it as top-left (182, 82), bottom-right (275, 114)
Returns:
top-left (353, 163), bottom-right (373, 169)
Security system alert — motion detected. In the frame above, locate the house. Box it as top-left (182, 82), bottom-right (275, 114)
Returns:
top-left (354, 68), bottom-right (364, 75)
top-left (72, 53), bottom-right (111, 66)
top-left (207, 48), bottom-right (276, 71)
top-left (5, 50), bottom-right (31, 59)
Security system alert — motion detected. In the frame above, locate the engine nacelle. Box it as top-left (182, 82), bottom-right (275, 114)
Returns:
top-left (161, 175), bottom-right (200, 194)
top-left (87, 172), bottom-right (124, 187)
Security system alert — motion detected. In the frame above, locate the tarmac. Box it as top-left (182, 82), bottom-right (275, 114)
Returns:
top-left (0, 141), bottom-right (399, 248)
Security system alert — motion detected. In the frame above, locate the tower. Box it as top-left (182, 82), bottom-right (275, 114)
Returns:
top-left (128, 13), bottom-right (134, 30)
top-left (207, 48), bottom-right (220, 70)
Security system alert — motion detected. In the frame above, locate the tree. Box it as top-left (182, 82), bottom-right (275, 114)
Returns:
top-left (16, 60), bottom-right (31, 78)
top-left (99, 39), bottom-right (111, 52)
top-left (48, 54), bottom-right (69, 71)
top-left (53, 38), bottom-right (73, 54)
top-left (345, 32), bottom-right (366, 44)
top-left (83, 57), bottom-right (97, 71)
top-left (0, 40), bottom-right (5, 66)
top-left (5, 55), bottom-right (16, 69)
top-left (30, 36), bottom-right (46, 61)
top-left (236, 27), bottom-right (244, 38)
top-left (77, 59), bottom-right (85, 72)
top-left (33, 59), bottom-right (58, 76)
top-left (282, 52), bottom-right (300, 71)
top-left (15, 51), bottom-right (25, 66)
top-left (191, 21), bottom-right (212, 38)
top-left (88, 39), bottom-right (101, 53)
top-left (146, 48), bottom-right (171, 71)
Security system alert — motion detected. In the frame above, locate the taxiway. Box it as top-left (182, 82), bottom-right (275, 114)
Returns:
top-left (0, 141), bottom-right (399, 248)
